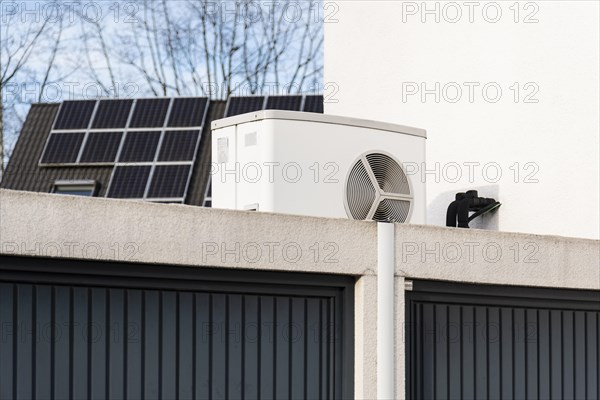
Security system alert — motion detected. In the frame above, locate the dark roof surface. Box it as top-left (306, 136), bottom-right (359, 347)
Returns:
top-left (1, 96), bottom-right (323, 206)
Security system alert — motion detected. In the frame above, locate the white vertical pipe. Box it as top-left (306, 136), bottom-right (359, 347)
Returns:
top-left (377, 222), bottom-right (395, 399)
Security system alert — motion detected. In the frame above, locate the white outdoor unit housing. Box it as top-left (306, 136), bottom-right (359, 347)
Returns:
top-left (211, 110), bottom-right (426, 223)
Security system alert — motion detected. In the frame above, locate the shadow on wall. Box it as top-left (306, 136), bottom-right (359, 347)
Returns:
top-left (428, 185), bottom-right (500, 230)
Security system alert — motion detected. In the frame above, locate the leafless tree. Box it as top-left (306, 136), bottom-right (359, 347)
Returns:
top-left (80, 0), bottom-right (323, 99)
top-left (0, 0), bottom-right (71, 179)
top-left (1, 1), bottom-right (324, 177)
top-left (0, 12), bottom-right (48, 177)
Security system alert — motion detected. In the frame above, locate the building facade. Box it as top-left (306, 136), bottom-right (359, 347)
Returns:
top-left (324, 1), bottom-right (600, 239)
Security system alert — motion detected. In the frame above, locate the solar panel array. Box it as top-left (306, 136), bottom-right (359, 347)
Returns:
top-left (40, 98), bottom-right (209, 203)
top-left (224, 94), bottom-right (323, 117)
top-left (40, 95), bottom-right (323, 205)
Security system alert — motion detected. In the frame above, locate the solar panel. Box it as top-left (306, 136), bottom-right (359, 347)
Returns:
top-left (146, 165), bottom-right (191, 198)
top-left (303, 95), bottom-right (324, 113)
top-left (157, 130), bottom-right (200, 162)
top-left (225, 96), bottom-right (265, 117)
top-left (167, 98), bottom-right (209, 127)
top-left (107, 165), bottom-right (151, 198)
top-left (265, 95), bottom-right (302, 111)
top-left (91, 100), bottom-right (133, 129)
top-left (40, 132), bottom-right (85, 164)
top-left (118, 131), bottom-right (161, 162)
top-left (224, 95), bottom-right (323, 117)
top-left (53, 101), bottom-right (96, 130)
top-left (79, 131), bottom-right (123, 163)
top-left (129, 98), bottom-right (171, 128)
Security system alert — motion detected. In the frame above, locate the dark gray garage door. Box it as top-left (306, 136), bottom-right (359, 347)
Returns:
top-left (406, 280), bottom-right (600, 400)
top-left (0, 256), bottom-right (354, 399)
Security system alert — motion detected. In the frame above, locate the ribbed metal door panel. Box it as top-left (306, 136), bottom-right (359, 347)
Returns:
top-left (0, 256), bottom-right (354, 400)
top-left (406, 281), bottom-right (600, 400)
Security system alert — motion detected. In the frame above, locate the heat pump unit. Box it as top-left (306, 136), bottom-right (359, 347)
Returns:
top-left (211, 111), bottom-right (426, 223)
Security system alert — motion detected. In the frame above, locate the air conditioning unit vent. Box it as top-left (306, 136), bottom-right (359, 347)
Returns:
top-left (345, 152), bottom-right (413, 222)
top-left (373, 198), bottom-right (411, 223)
top-left (365, 153), bottom-right (410, 195)
top-left (346, 160), bottom-right (377, 220)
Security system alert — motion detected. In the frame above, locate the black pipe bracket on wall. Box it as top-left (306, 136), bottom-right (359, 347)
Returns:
top-left (446, 190), bottom-right (501, 228)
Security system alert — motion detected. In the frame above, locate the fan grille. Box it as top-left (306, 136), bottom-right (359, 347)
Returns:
top-left (346, 160), bottom-right (377, 220)
top-left (365, 153), bottom-right (410, 194)
top-left (373, 199), bottom-right (411, 222)
top-left (345, 152), bottom-right (413, 223)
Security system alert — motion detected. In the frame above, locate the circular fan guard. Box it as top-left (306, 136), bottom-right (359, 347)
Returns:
top-left (345, 152), bottom-right (413, 222)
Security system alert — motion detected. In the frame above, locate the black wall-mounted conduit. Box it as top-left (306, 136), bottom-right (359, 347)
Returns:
top-left (446, 190), bottom-right (501, 228)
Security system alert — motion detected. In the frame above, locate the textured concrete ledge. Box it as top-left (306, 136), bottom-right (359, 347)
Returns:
top-left (1, 189), bottom-right (598, 290)
top-left (0, 189), bottom-right (376, 276)
top-left (395, 224), bottom-right (600, 290)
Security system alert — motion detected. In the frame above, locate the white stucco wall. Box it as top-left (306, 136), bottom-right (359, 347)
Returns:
top-left (324, 0), bottom-right (600, 239)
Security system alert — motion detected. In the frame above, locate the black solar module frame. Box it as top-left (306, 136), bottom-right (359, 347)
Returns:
top-left (128, 98), bottom-right (171, 128)
top-left (157, 130), bottom-right (200, 162)
top-left (118, 131), bottom-right (161, 162)
top-left (225, 96), bottom-right (265, 117)
top-left (91, 99), bottom-right (133, 129)
top-left (40, 132), bottom-right (86, 164)
top-left (167, 98), bottom-right (209, 127)
top-left (146, 164), bottom-right (191, 198)
top-left (302, 95), bottom-right (324, 113)
top-left (52, 100), bottom-right (96, 130)
top-left (79, 131), bottom-right (123, 163)
top-left (265, 95), bottom-right (303, 111)
top-left (107, 165), bottom-right (152, 198)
